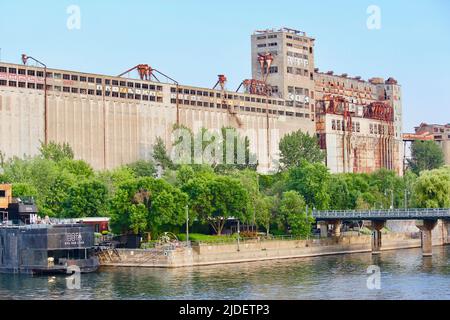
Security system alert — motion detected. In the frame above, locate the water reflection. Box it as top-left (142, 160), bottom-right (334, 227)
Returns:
top-left (1, 247), bottom-right (450, 300)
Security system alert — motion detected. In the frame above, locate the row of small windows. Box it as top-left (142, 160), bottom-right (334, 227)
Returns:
top-left (286, 35), bottom-right (309, 43)
top-left (287, 67), bottom-right (313, 79)
top-left (1, 81), bottom-right (312, 119)
top-left (0, 67), bottom-right (45, 77)
top-left (0, 80), bottom-right (163, 102)
top-left (256, 34), bottom-right (278, 40)
top-left (319, 78), bottom-right (373, 92)
top-left (286, 43), bottom-right (313, 54)
top-left (433, 127), bottom-right (450, 133)
top-left (170, 87), bottom-right (285, 106)
top-left (0, 80), bottom-right (45, 90)
top-left (257, 42), bottom-right (278, 48)
top-left (0, 67), bottom-right (163, 91)
top-left (286, 51), bottom-right (309, 60)
top-left (169, 98), bottom-right (310, 119)
top-left (268, 66), bottom-right (278, 74)
top-left (370, 123), bottom-right (389, 135)
top-left (288, 87), bottom-right (310, 96)
top-left (286, 101), bottom-right (311, 109)
top-left (332, 120), bottom-right (361, 133)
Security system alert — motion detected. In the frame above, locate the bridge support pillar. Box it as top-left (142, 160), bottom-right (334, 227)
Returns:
top-left (318, 222), bottom-right (328, 238)
top-left (442, 220), bottom-right (449, 245)
top-left (331, 220), bottom-right (342, 237)
top-left (368, 220), bottom-right (386, 255)
top-left (416, 220), bottom-right (438, 257)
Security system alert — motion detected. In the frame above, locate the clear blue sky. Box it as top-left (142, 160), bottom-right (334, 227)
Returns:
top-left (0, 0), bottom-right (449, 132)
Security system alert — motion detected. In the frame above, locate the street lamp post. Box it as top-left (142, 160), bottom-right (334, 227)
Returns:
top-left (404, 189), bottom-right (411, 209)
top-left (390, 189), bottom-right (394, 210)
top-left (385, 189), bottom-right (394, 210)
top-left (185, 205), bottom-right (189, 244)
top-left (22, 54), bottom-right (48, 145)
top-left (237, 219), bottom-right (240, 252)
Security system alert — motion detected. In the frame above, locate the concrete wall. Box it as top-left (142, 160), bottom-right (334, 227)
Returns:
top-left (0, 86), bottom-right (44, 160)
top-left (387, 220), bottom-right (450, 246)
top-left (0, 88), bottom-right (303, 173)
top-left (104, 233), bottom-right (425, 268)
top-left (0, 67), bottom-right (313, 173)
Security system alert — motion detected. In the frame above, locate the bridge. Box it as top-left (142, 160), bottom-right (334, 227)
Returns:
top-left (312, 208), bottom-right (450, 257)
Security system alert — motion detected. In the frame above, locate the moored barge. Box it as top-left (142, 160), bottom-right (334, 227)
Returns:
top-left (0, 184), bottom-right (99, 274)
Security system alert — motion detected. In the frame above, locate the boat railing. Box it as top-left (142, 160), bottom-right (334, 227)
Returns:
top-left (0, 218), bottom-right (82, 228)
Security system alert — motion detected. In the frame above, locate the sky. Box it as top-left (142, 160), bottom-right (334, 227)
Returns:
top-left (0, 0), bottom-right (449, 132)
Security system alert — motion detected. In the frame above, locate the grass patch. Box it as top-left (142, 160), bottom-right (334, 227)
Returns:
top-left (177, 233), bottom-right (238, 243)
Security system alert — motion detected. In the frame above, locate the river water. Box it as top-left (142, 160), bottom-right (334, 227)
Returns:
top-left (2, 246), bottom-right (450, 300)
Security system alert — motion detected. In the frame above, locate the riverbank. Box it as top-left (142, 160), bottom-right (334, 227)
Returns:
top-left (101, 230), bottom-right (450, 268)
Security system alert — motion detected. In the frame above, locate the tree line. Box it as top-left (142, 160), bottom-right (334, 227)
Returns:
top-left (0, 128), bottom-right (448, 239)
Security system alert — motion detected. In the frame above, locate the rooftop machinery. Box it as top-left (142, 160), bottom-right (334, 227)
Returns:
top-left (118, 64), bottom-right (178, 84)
top-left (118, 64), bottom-right (181, 124)
top-left (213, 74), bottom-right (243, 128)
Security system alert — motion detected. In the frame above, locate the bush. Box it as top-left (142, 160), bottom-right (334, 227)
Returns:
top-left (239, 231), bottom-right (258, 238)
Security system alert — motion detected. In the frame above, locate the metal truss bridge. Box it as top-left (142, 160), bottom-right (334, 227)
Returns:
top-left (312, 208), bottom-right (450, 221)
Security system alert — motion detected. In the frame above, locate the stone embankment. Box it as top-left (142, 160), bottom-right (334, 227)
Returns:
top-left (101, 231), bottom-right (446, 268)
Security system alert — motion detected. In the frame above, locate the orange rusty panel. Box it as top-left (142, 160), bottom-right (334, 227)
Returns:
top-left (364, 102), bottom-right (394, 122)
top-left (242, 79), bottom-right (270, 96)
top-left (316, 122), bottom-right (325, 131)
top-left (403, 132), bottom-right (434, 141)
top-left (0, 184), bottom-right (12, 210)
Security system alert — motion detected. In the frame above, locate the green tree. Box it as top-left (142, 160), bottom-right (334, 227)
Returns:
top-left (1, 156), bottom-right (72, 217)
top-left (402, 170), bottom-right (418, 208)
top-left (176, 165), bottom-right (195, 185)
top-left (11, 182), bottom-right (38, 198)
top-left (254, 195), bottom-right (275, 236)
top-left (408, 140), bottom-right (445, 175)
top-left (287, 160), bottom-right (331, 209)
top-left (278, 130), bottom-right (325, 170)
top-left (40, 170), bottom-right (76, 217)
top-left (328, 175), bottom-right (352, 210)
top-left (63, 179), bottom-right (109, 218)
top-left (215, 127), bottom-right (258, 173)
top-left (279, 191), bottom-right (313, 237)
top-left (413, 167), bottom-right (450, 208)
top-left (58, 158), bottom-right (94, 178)
top-left (97, 166), bottom-right (136, 197)
top-left (39, 141), bottom-right (74, 162)
top-left (110, 177), bottom-right (188, 237)
top-left (127, 160), bottom-right (157, 178)
top-left (183, 175), bottom-right (249, 235)
top-left (153, 137), bottom-right (174, 170)
top-left (0, 150), bottom-right (5, 168)
top-left (231, 170), bottom-right (260, 229)
top-left (368, 169), bottom-right (403, 209)
top-left (129, 204), bottom-right (148, 234)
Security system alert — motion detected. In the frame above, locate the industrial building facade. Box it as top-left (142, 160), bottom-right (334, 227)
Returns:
top-left (415, 123), bottom-right (450, 166)
top-left (0, 27), bottom-right (403, 175)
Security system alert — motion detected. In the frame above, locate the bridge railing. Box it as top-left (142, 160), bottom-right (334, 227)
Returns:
top-left (312, 208), bottom-right (450, 220)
